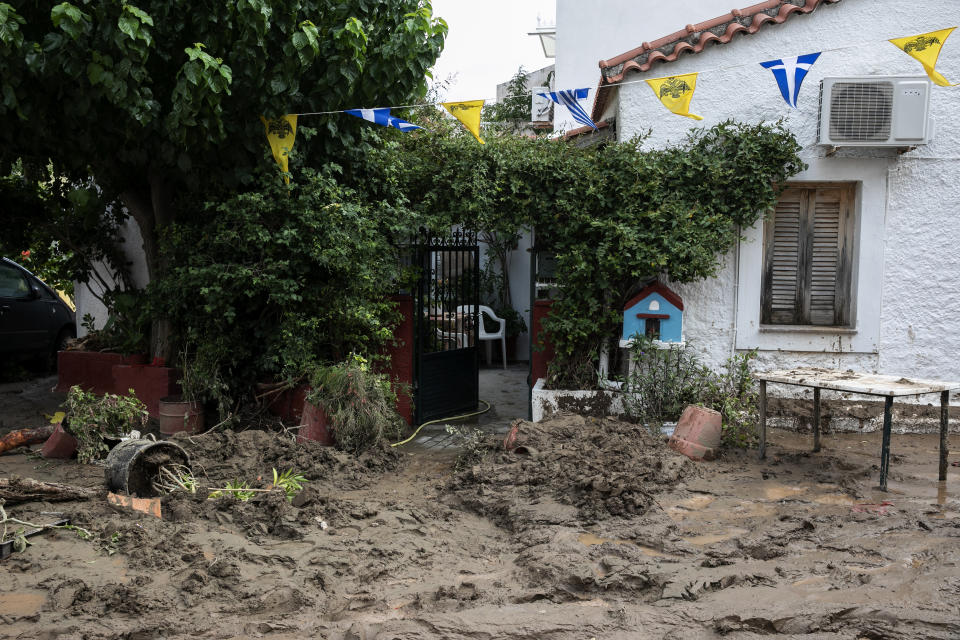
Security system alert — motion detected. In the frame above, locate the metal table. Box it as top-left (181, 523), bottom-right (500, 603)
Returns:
top-left (757, 368), bottom-right (959, 491)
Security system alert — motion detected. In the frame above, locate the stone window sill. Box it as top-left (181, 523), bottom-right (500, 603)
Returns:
top-left (759, 324), bottom-right (857, 335)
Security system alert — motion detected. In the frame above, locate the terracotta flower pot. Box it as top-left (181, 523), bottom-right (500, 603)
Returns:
top-left (298, 400), bottom-right (334, 446)
top-left (158, 397), bottom-right (204, 435)
top-left (668, 405), bottom-right (722, 461)
top-left (41, 421), bottom-right (78, 459)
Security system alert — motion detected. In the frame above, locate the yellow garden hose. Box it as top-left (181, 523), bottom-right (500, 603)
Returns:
top-left (390, 400), bottom-right (491, 447)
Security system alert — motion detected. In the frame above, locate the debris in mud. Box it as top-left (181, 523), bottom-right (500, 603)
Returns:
top-left (448, 414), bottom-right (697, 526)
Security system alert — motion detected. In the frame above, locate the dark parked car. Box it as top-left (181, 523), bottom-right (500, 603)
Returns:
top-left (0, 257), bottom-right (76, 369)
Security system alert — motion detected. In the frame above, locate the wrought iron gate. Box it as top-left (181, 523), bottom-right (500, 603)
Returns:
top-left (412, 231), bottom-right (480, 424)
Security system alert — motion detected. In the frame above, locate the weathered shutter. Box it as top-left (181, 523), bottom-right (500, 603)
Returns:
top-left (762, 188), bottom-right (804, 324)
top-left (762, 183), bottom-right (855, 326)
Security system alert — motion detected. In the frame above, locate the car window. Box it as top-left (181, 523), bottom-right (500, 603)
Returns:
top-left (0, 263), bottom-right (30, 298)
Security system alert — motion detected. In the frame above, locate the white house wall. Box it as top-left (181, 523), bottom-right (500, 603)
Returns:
top-left (554, 0), bottom-right (735, 133)
top-left (610, 0), bottom-right (960, 392)
top-left (74, 214), bottom-right (150, 336)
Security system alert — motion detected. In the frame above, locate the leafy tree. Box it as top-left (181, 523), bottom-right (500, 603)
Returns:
top-left (483, 66), bottom-right (531, 125)
top-left (0, 0), bottom-right (447, 288)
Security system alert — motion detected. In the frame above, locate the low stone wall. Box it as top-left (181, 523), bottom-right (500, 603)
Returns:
top-left (767, 396), bottom-right (960, 435)
top-left (531, 378), bottom-right (623, 422)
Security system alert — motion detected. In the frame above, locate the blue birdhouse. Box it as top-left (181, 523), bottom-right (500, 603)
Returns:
top-left (621, 283), bottom-right (684, 345)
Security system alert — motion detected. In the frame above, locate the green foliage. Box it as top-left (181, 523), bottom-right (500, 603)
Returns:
top-left (620, 337), bottom-right (759, 448)
top-left (482, 66), bottom-right (530, 125)
top-left (208, 480), bottom-right (255, 502)
top-left (445, 424), bottom-right (486, 471)
top-left (0, 166), bottom-right (132, 298)
top-left (150, 169), bottom-right (403, 394)
top-left (365, 120), bottom-right (804, 387)
top-left (62, 386), bottom-right (149, 463)
top-left (0, 0), bottom-right (447, 191)
top-left (306, 355), bottom-right (404, 455)
top-left (271, 468), bottom-right (307, 502)
top-left (703, 349), bottom-right (760, 449)
top-left (620, 336), bottom-right (712, 428)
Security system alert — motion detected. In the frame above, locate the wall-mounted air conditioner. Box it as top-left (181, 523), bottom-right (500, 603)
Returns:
top-left (818, 76), bottom-right (932, 146)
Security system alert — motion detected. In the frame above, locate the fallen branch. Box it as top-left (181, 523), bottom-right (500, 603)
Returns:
top-left (0, 426), bottom-right (55, 455)
top-left (0, 477), bottom-right (96, 504)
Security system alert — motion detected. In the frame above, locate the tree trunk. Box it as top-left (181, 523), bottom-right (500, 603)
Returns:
top-left (120, 170), bottom-right (177, 362)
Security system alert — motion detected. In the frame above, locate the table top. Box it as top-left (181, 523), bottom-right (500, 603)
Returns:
top-left (756, 367), bottom-right (960, 397)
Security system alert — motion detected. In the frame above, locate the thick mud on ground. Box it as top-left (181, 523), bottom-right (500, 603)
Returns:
top-left (1, 415), bottom-right (959, 639)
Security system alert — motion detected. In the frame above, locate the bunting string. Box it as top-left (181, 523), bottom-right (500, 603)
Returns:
top-left (285, 28), bottom-right (956, 119)
top-left (263, 26), bottom-right (957, 177)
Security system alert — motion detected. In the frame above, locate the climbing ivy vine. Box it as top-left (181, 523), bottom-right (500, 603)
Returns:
top-left (368, 119), bottom-right (805, 387)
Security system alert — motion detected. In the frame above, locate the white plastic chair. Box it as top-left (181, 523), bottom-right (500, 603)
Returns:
top-left (458, 305), bottom-right (506, 368)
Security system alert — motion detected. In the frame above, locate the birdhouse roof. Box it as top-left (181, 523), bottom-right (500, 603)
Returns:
top-left (623, 282), bottom-right (684, 312)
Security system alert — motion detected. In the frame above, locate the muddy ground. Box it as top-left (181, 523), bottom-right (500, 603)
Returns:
top-left (1, 384), bottom-right (960, 638)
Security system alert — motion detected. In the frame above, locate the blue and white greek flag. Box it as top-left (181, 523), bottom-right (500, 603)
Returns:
top-left (759, 52), bottom-right (821, 109)
top-left (538, 88), bottom-right (598, 130)
top-left (344, 108), bottom-right (422, 131)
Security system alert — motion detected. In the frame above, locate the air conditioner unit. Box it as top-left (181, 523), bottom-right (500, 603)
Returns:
top-left (818, 76), bottom-right (932, 146)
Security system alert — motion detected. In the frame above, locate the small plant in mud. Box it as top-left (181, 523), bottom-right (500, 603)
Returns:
top-left (445, 425), bottom-right (488, 471)
top-left (703, 349), bottom-right (760, 449)
top-left (307, 355), bottom-right (405, 455)
top-left (272, 468), bottom-right (307, 502)
top-left (620, 337), bottom-right (759, 448)
top-left (63, 386), bottom-right (149, 463)
top-left (208, 480), bottom-right (256, 502)
top-left (620, 336), bottom-right (712, 429)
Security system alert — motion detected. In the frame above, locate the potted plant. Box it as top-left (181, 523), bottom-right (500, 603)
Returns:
top-left (158, 351), bottom-right (207, 435)
top-left (57, 385), bottom-right (149, 463)
top-left (302, 354), bottom-right (405, 453)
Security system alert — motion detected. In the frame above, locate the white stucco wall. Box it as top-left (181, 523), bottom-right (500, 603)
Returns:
top-left (605, 0), bottom-right (960, 390)
top-left (74, 214), bottom-right (150, 336)
top-left (554, 0), bottom-right (736, 132)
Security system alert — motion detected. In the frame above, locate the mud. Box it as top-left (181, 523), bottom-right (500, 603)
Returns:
top-left (1, 415), bottom-right (959, 639)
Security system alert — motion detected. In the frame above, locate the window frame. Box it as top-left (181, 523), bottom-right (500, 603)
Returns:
top-left (760, 181), bottom-right (857, 328)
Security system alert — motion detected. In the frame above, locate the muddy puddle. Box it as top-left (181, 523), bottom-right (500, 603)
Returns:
top-left (0, 417), bottom-right (958, 638)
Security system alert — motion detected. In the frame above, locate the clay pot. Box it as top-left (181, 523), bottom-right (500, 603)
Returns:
top-left (158, 397), bottom-right (204, 435)
top-left (298, 400), bottom-right (334, 446)
top-left (41, 420), bottom-right (78, 459)
top-left (668, 405), bottom-right (722, 461)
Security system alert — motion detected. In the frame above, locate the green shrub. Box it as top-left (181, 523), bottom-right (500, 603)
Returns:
top-left (151, 168), bottom-right (403, 397)
top-left (63, 386), bottom-right (149, 463)
top-left (620, 337), bottom-right (759, 448)
top-left (306, 355), bottom-right (404, 455)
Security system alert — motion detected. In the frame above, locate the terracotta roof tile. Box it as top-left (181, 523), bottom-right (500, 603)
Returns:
top-left (591, 0), bottom-right (843, 121)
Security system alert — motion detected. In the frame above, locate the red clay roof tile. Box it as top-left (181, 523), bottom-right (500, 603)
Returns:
top-left (590, 0), bottom-right (843, 121)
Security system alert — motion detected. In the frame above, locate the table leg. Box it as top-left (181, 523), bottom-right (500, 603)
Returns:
top-left (759, 380), bottom-right (767, 459)
top-left (879, 395), bottom-right (893, 491)
top-left (813, 387), bottom-right (821, 453)
top-left (940, 390), bottom-right (950, 482)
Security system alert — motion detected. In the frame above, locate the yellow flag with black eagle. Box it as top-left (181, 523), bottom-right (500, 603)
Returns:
top-left (889, 27), bottom-right (957, 87)
top-left (260, 114), bottom-right (298, 182)
top-left (441, 100), bottom-right (485, 143)
top-left (645, 73), bottom-right (703, 120)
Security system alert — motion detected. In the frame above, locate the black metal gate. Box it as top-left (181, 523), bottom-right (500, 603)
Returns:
top-left (412, 231), bottom-right (480, 424)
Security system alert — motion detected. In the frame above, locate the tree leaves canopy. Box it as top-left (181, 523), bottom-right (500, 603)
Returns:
top-left (0, 0), bottom-right (447, 193)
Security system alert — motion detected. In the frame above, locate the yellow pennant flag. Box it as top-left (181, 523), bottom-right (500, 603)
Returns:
top-left (441, 100), bottom-right (485, 143)
top-left (260, 114), bottom-right (298, 182)
top-left (889, 27), bottom-right (958, 87)
top-left (645, 73), bottom-right (703, 120)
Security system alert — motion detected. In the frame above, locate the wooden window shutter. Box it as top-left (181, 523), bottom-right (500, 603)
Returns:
top-left (762, 183), bottom-right (855, 326)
